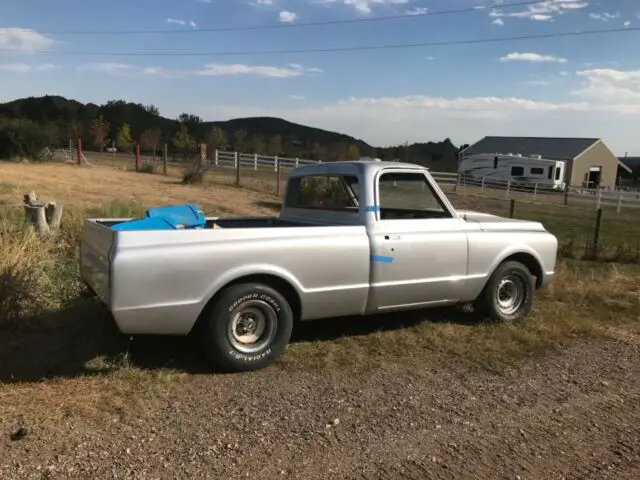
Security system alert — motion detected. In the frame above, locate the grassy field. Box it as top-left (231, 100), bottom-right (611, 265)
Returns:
top-left (0, 161), bottom-right (638, 378)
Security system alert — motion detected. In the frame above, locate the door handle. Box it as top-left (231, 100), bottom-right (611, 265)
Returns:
top-left (384, 235), bottom-right (401, 240)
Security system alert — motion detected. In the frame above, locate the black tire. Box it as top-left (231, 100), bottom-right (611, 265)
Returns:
top-left (473, 260), bottom-right (534, 323)
top-left (199, 283), bottom-right (294, 372)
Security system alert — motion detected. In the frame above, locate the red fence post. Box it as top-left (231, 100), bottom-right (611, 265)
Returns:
top-left (135, 142), bottom-right (141, 172)
top-left (77, 137), bottom-right (82, 165)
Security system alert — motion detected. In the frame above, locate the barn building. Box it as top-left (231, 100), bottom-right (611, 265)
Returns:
top-left (462, 136), bottom-right (626, 189)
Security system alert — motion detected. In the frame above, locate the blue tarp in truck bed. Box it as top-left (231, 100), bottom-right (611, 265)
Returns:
top-left (111, 204), bottom-right (206, 231)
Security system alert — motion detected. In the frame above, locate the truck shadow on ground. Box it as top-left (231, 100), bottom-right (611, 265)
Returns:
top-left (0, 297), bottom-right (480, 384)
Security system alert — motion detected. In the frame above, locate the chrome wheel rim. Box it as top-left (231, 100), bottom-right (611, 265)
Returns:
top-left (228, 300), bottom-right (278, 354)
top-left (495, 275), bottom-right (525, 315)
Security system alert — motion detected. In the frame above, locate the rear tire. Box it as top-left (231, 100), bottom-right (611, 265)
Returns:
top-left (199, 283), bottom-right (294, 372)
top-left (473, 260), bottom-right (534, 323)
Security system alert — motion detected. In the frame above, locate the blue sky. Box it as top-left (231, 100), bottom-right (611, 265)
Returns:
top-left (1, 0), bottom-right (640, 154)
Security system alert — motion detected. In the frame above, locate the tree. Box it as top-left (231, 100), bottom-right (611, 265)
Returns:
top-left (248, 134), bottom-right (266, 154)
top-left (116, 123), bottom-right (134, 152)
top-left (172, 123), bottom-right (196, 160)
top-left (233, 129), bottom-right (247, 152)
top-left (267, 134), bottom-right (282, 156)
top-left (140, 127), bottom-right (162, 158)
top-left (90, 115), bottom-right (110, 152)
top-left (344, 144), bottom-right (360, 160)
top-left (144, 104), bottom-right (160, 116)
top-left (207, 126), bottom-right (227, 152)
top-left (0, 118), bottom-right (50, 160)
top-left (311, 142), bottom-right (325, 161)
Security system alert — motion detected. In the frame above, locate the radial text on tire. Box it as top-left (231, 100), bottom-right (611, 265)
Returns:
top-left (198, 282), bottom-right (294, 372)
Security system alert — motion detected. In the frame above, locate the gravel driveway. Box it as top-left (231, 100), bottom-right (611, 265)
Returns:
top-left (1, 339), bottom-right (639, 480)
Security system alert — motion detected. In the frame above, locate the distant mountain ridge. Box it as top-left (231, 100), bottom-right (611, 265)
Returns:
top-left (0, 95), bottom-right (461, 169)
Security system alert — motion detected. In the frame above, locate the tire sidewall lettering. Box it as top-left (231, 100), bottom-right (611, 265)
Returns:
top-left (226, 290), bottom-right (282, 363)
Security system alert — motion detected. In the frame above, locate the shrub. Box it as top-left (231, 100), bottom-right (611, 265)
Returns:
top-left (182, 162), bottom-right (205, 185)
top-left (0, 117), bottom-right (51, 160)
top-left (139, 162), bottom-right (156, 174)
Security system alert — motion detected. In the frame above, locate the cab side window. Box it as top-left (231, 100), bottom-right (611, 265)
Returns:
top-left (377, 172), bottom-right (451, 220)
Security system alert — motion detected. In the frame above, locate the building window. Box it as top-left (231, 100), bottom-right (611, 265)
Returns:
top-left (556, 168), bottom-right (562, 181)
top-left (493, 156), bottom-right (498, 169)
top-left (547, 166), bottom-right (553, 179)
top-left (530, 167), bottom-right (544, 175)
top-left (511, 166), bottom-right (524, 176)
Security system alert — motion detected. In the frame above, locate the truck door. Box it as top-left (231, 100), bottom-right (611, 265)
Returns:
top-left (365, 170), bottom-right (469, 311)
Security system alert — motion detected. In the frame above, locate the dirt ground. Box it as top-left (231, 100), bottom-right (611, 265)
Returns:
top-left (0, 338), bottom-right (638, 480)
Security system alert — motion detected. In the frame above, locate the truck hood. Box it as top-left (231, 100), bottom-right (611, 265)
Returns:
top-left (456, 209), bottom-right (547, 232)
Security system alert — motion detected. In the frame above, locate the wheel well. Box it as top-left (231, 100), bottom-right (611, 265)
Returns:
top-left (501, 252), bottom-right (544, 288)
top-left (193, 274), bottom-right (302, 332)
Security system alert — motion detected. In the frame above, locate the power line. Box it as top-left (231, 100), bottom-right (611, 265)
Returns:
top-left (1, 25), bottom-right (638, 57)
top-left (21, 1), bottom-right (554, 35)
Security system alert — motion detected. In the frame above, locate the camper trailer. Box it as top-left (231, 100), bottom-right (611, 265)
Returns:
top-left (459, 153), bottom-right (567, 190)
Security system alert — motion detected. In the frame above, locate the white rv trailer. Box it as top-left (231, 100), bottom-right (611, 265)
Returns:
top-left (459, 153), bottom-right (567, 190)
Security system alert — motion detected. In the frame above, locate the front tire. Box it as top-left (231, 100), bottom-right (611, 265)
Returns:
top-left (199, 283), bottom-right (294, 372)
top-left (473, 260), bottom-right (534, 323)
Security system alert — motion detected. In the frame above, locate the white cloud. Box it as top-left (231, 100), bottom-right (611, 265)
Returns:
top-left (523, 80), bottom-right (553, 86)
top-left (279, 10), bottom-right (298, 22)
top-left (78, 62), bottom-right (322, 79)
top-left (405, 7), bottom-right (428, 16)
top-left (166, 18), bottom-right (197, 28)
top-left (492, 18), bottom-right (505, 26)
top-left (560, 70), bottom-right (568, 76)
top-left (78, 63), bottom-right (179, 78)
top-left (500, 52), bottom-right (568, 63)
top-left (0, 28), bottom-right (54, 52)
top-left (572, 69), bottom-right (640, 107)
top-left (289, 94), bottom-right (306, 100)
top-left (624, 20), bottom-right (631, 27)
top-left (424, 56), bottom-right (435, 60)
top-left (252, 0), bottom-right (274, 5)
top-left (316, 0), bottom-right (410, 15)
top-left (195, 62), bottom-right (322, 78)
top-left (589, 12), bottom-right (619, 22)
top-left (490, 0), bottom-right (588, 22)
top-left (0, 63), bottom-right (59, 73)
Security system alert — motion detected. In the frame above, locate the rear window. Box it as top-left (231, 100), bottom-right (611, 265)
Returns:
top-left (284, 174), bottom-right (360, 211)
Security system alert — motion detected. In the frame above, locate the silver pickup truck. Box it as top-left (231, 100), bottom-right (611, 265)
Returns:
top-left (80, 160), bottom-right (558, 372)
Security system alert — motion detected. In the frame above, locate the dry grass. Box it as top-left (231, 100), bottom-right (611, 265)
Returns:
top-left (0, 160), bottom-right (639, 426)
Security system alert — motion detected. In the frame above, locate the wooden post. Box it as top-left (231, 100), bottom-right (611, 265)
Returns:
top-left (254, 153), bottom-right (258, 170)
top-left (235, 151), bottom-right (240, 187)
top-left (506, 179), bottom-right (511, 197)
top-left (135, 142), bottom-right (141, 172)
top-left (616, 191), bottom-right (622, 214)
top-left (508, 198), bottom-right (515, 218)
top-left (563, 186), bottom-right (569, 206)
top-left (163, 143), bottom-right (168, 176)
top-left (480, 176), bottom-right (485, 192)
top-left (23, 191), bottom-right (63, 236)
top-left (276, 157), bottom-right (281, 197)
top-left (200, 143), bottom-right (207, 167)
top-left (274, 155), bottom-right (278, 172)
top-left (596, 187), bottom-right (602, 210)
top-left (77, 137), bottom-right (82, 165)
top-left (214, 149), bottom-right (219, 167)
top-left (111, 140), bottom-right (116, 162)
top-left (592, 208), bottom-right (602, 259)
top-left (533, 183), bottom-right (538, 200)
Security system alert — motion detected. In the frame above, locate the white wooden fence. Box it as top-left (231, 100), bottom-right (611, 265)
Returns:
top-left (211, 150), bottom-right (640, 212)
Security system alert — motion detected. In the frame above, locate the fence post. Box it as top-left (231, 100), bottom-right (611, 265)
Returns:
top-left (111, 140), bottom-right (116, 162)
top-left (295, 158), bottom-right (299, 168)
top-left (616, 191), bottom-right (622, 214)
top-left (235, 151), bottom-right (240, 187)
top-left (508, 198), bottom-right (515, 218)
top-left (453, 173), bottom-right (460, 193)
top-left (563, 186), bottom-right (569, 206)
top-left (276, 157), bottom-right (281, 197)
top-left (214, 149), bottom-right (219, 167)
top-left (199, 143), bottom-right (207, 167)
top-left (77, 137), bottom-right (82, 165)
top-left (596, 187), bottom-right (602, 210)
top-left (533, 183), bottom-right (538, 200)
top-left (163, 143), bottom-right (168, 176)
top-left (274, 155), bottom-right (278, 172)
top-left (135, 142), bottom-right (141, 172)
top-left (254, 153), bottom-right (258, 170)
top-left (506, 179), bottom-right (511, 197)
top-left (481, 176), bottom-right (485, 192)
top-left (592, 208), bottom-right (602, 259)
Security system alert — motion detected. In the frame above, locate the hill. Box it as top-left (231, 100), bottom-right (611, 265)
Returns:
top-left (0, 95), bottom-right (460, 168)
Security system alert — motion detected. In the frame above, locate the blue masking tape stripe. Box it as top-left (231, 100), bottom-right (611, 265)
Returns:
top-left (371, 255), bottom-right (394, 264)
top-left (365, 205), bottom-right (380, 213)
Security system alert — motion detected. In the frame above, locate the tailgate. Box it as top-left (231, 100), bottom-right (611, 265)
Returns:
top-left (79, 219), bottom-right (116, 306)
